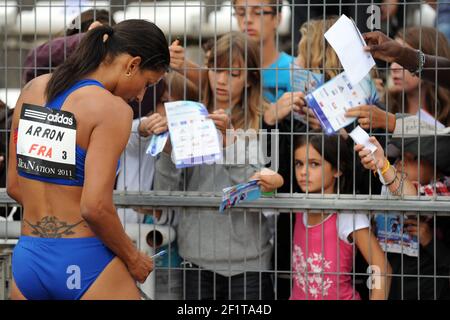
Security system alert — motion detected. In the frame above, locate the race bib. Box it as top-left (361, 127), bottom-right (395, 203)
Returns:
top-left (16, 103), bottom-right (77, 179)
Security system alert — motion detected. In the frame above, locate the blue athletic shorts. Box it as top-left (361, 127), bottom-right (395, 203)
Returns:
top-left (12, 236), bottom-right (115, 300)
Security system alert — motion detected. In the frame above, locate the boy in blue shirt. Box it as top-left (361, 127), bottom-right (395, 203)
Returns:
top-left (233, 0), bottom-right (293, 101)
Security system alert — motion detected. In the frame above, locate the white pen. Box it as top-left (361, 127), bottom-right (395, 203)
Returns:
top-left (151, 249), bottom-right (167, 259)
top-left (138, 287), bottom-right (152, 300)
top-left (371, 153), bottom-right (386, 184)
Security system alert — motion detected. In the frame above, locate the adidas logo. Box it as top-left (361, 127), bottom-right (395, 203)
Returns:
top-left (46, 113), bottom-right (74, 126)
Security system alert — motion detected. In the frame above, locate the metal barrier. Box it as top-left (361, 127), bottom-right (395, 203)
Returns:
top-left (0, 190), bottom-right (449, 300)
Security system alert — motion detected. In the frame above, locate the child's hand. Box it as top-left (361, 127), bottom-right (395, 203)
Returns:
top-left (251, 168), bottom-right (284, 193)
top-left (301, 106), bottom-right (321, 130)
top-left (169, 39), bottom-right (185, 70)
top-left (208, 109), bottom-right (233, 146)
top-left (265, 92), bottom-right (305, 125)
top-left (276, 91), bottom-right (305, 115)
top-left (345, 105), bottom-right (395, 131)
top-left (354, 136), bottom-right (386, 171)
top-left (138, 113), bottom-right (168, 137)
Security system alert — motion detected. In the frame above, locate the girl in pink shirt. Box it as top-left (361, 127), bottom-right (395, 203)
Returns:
top-left (290, 132), bottom-right (391, 300)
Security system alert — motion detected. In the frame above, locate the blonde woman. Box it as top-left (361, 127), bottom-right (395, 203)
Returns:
top-left (387, 27), bottom-right (450, 126)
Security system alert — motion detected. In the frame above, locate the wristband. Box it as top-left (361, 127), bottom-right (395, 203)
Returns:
top-left (381, 158), bottom-right (391, 175)
top-left (409, 50), bottom-right (425, 75)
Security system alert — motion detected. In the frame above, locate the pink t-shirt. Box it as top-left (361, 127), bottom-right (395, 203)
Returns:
top-left (290, 212), bottom-right (362, 300)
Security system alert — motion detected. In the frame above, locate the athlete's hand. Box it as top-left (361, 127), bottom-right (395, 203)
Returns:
top-left (127, 251), bottom-right (154, 283)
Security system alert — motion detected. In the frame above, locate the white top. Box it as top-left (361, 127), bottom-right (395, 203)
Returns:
top-left (116, 118), bottom-right (155, 224)
top-left (302, 211), bottom-right (370, 244)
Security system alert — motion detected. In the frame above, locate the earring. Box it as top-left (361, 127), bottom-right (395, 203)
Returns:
top-left (125, 71), bottom-right (131, 77)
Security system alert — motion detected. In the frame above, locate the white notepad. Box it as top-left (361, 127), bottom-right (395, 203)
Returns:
top-left (324, 14), bottom-right (376, 86)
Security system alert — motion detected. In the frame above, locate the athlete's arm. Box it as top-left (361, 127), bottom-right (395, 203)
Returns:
top-left (80, 97), bottom-right (152, 283)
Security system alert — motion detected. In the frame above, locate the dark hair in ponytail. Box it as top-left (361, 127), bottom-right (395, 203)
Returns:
top-left (46, 19), bottom-right (170, 103)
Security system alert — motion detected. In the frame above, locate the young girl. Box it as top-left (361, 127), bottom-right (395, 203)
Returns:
top-left (388, 27), bottom-right (450, 127)
top-left (290, 132), bottom-right (391, 300)
top-left (355, 129), bottom-right (450, 300)
top-left (155, 32), bottom-right (284, 300)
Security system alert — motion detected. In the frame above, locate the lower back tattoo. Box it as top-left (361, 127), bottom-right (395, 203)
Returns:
top-left (24, 216), bottom-right (84, 238)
